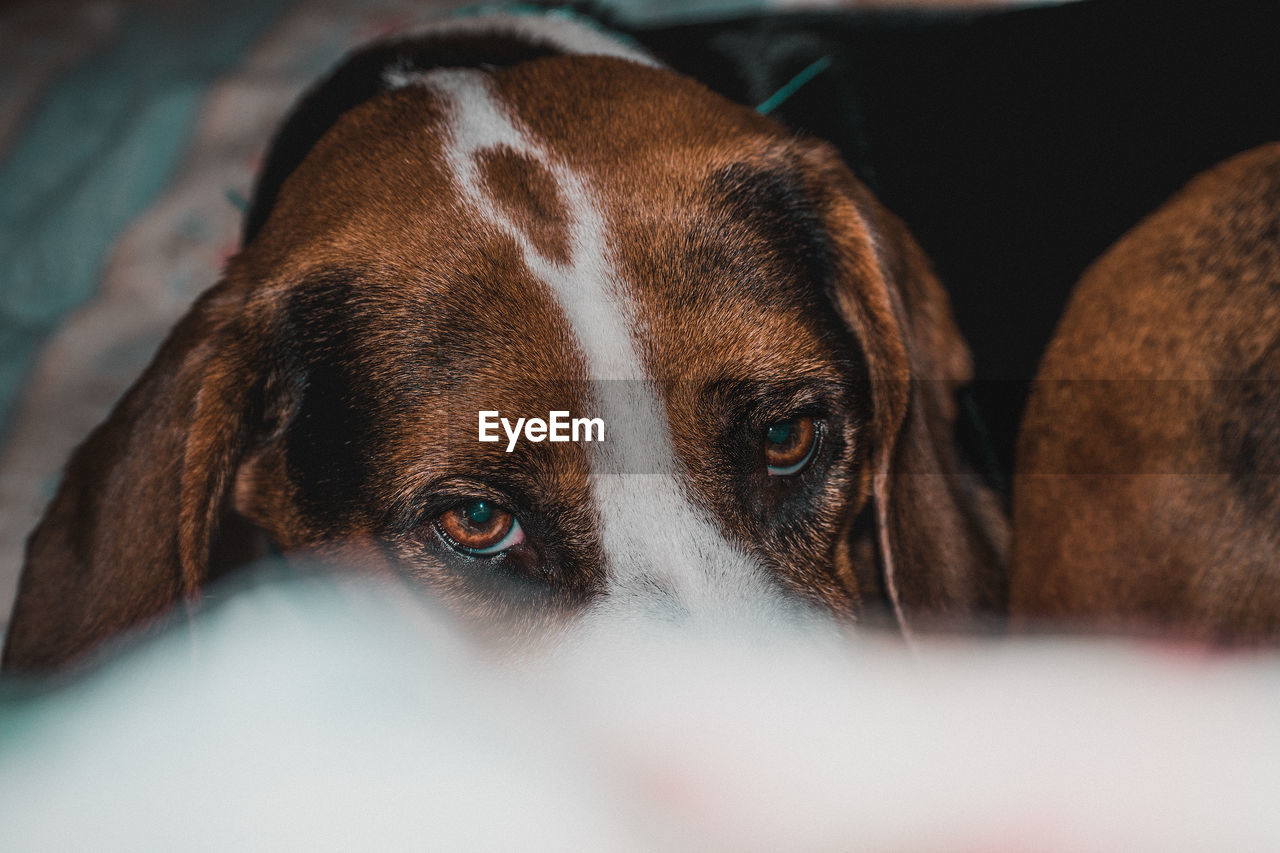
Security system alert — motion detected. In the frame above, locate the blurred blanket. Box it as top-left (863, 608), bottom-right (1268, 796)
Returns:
top-left (2, 570), bottom-right (1279, 850)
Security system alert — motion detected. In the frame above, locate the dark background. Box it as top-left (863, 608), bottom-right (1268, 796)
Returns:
top-left (625, 0), bottom-right (1280, 489)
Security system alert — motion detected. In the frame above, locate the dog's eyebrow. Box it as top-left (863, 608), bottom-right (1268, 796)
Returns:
top-left (703, 375), bottom-right (851, 423)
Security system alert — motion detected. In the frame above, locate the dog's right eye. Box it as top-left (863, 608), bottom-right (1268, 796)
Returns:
top-left (436, 500), bottom-right (524, 556)
top-left (764, 415), bottom-right (818, 476)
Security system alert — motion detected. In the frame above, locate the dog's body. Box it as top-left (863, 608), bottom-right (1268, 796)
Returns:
top-left (1011, 143), bottom-right (1280, 644)
top-left (3, 13), bottom-right (1006, 672)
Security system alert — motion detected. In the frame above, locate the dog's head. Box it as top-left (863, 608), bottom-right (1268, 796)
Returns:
top-left (4, 15), bottom-right (1006, 670)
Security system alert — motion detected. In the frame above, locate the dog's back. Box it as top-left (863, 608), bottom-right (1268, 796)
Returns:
top-left (1012, 143), bottom-right (1280, 643)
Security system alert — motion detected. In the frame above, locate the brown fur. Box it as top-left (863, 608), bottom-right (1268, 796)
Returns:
top-left (4, 54), bottom-right (1006, 672)
top-left (1011, 143), bottom-right (1280, 644)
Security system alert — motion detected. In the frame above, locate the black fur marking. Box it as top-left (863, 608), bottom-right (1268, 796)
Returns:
top-left (1214, 343), bottom-right (1280, 515)
top-left (706, 163), bottom-right (834, 300)
top-left (278, 270), bottom-right (387, 530)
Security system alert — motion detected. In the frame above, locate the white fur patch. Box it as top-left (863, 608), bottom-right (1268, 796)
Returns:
top-left (382, 13), bottom-right (660, 90)
top-left (416, 69), bottom-right (799, 627)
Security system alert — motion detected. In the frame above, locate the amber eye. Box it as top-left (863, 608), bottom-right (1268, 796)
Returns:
top-left (764, 416), bottom-right (818, 476)
top-left (436, 500), bottom-right (524, 556)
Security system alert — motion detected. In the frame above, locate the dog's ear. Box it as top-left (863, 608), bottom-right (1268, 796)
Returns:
top-left (3, 275), bottom-right (281, 672)
top-left (798, 142), bottom-right (1008, 633)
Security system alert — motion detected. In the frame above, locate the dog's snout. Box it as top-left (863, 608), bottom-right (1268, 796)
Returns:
top-left (583, 472), bottom-right (808, 630)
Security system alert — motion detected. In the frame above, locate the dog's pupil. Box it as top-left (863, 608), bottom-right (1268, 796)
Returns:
top-left (465, 501), bottom-right (494, 525)
top-left (766, 423), bottom-right (793, 445)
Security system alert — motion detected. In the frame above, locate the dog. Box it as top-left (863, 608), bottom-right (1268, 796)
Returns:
top-left (1011, 143), bottom-right (1280, 644)
top-left (2, 12), bottom-right (1007, 672)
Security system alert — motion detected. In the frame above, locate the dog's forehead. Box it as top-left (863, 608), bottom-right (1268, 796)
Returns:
top-left (255, 57), bottom-right (792, 266)
top-left (259, 55), bottom-right (831, 370)
top-left (490, 55), bottom-right (788, 184)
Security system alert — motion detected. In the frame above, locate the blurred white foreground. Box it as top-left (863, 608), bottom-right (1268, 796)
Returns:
top-left (2, 571), bottom-right (1278, 851)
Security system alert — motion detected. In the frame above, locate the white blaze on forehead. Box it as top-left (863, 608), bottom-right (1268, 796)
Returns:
top-left (383, 13), bottom-right (661, 91)
top-left (407, 69), bottom-right (800, 625)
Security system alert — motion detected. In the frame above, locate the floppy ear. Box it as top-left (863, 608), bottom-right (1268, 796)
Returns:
top-left (3, 277), bottom-right (278, 672)
top-left (800, 142), bottom-right (1008, 633)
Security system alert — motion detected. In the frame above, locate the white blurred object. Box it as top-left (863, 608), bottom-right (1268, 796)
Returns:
top-left (2, 572), bottom-right (1278, 852)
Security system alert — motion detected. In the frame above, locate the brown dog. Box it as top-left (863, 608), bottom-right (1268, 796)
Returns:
top-left (1, 14), bottom-right (1007, 672)
top-left (1012, 143), bottom-right (1280, 644)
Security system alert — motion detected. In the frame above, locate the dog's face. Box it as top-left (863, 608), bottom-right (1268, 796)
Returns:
top-left (236, 58), bottom-right (874, 631)
top-left (5, 41), bottom-right (1007, 670)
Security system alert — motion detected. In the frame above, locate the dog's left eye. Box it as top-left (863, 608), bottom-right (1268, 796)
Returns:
top-left (436, 500), bottom-right (524, 556)
top-left (764, 415), bottom-right (818, 476)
